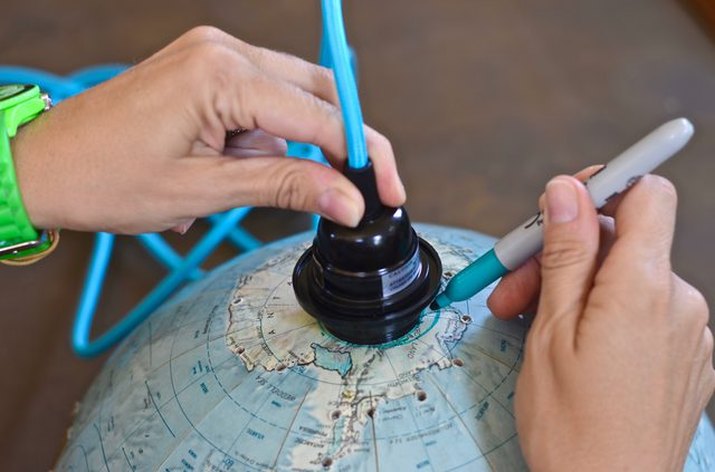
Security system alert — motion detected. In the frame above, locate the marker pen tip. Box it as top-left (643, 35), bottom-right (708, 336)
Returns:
top-left (430, 293), bottom-right (451, 310)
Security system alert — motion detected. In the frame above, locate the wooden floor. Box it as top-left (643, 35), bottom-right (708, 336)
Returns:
top-left (1, 1), bottom-right (714, 470)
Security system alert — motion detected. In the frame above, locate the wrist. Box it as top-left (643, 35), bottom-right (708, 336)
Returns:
top-left (10, 115), bottom-right (53, 230)
top-left (0, 83), bottom-right (60, 263)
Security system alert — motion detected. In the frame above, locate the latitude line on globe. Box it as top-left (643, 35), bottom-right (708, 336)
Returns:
top-left (226, 319), bottom-right (318, 349)
top-left (168, 308), bottom-right (245, 468)
top-left (145, 380), bottom-right (175, 437)
top-left (412, 327), bottom-right (523, 429)
top-left (215, 302), bottom-right (321, 460)
top-left (140, 301), bottom-right (225, 377)
top-left (161, 305), bottom-right (268, 471)
top-left (223, 355), bottom-right (297, 457)
top-left (210, 303), bottom-right (297, 442)
top-left (92, 422), bottom-right (110, 472)
top-left (459, 341), bottom-right (521, 372)
top-left (411, 334), bottom-right (499, 399)
top-left (425, 372), bottom-right (492, 469)
top-left (148, 320), bottom-right (153, 368)
top-left (63, 444), bottom-right (90, 470)
top-left (214, 305), bottom-right (336, 438)
top-left (108, 344), bottom-right (243, 459)
top-left (419, 310), bottom-right (525, 341)
top-left (447, 363), bottom-right (516, 420)
top-left (449, 329), bottom-right (525, 421)
top-left (443, 433), bottom-right (519, 472)
top-left (141, 305), bottom-right (315, 381)
top-left (122, 445), bottom-right (136, 470)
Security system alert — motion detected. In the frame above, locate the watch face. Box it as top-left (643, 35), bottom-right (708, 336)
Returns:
top-left (0, 84), bottom-right (33, 101)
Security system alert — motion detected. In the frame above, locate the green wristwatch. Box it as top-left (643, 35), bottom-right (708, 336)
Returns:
top-left (0, 84), bottom-right (56, 263)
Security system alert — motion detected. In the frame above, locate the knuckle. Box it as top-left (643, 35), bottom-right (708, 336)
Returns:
top-left (181, 43), bottom-right (256, 126)
top-left (183, 41), bottom-right (234, 78)
top-left (703, 328), bottom-right (714, 358)
top-left (271, 164), bottom-right (310, 211)
top-left (307, 104), bottom-right (343, 149)
top-left (540, 238), bottom-right (592, 271)
top-left (366, 129), bottom-right (394, 159)
top-left (642, 174), bottom-right (678, 205)
top-left (314, 64), bottom-right (336, 89)
top-left (371, 130), bottom-right (391, 150)
top-left (693, 294), bottom-right (710, 328)
top-left (182, 25), bottom-right (227, 44)
top-left (682, 283), bottom-right (710, 329)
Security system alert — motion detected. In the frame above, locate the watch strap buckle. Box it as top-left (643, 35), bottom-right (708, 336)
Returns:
top-left (0, 229), bottom-right (60, 265)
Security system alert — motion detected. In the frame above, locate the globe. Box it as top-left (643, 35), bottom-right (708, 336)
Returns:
top-left (56, 224), bottom-right (715, 471)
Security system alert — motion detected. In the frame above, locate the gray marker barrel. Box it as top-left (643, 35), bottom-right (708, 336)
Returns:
top-left (493, 118), bottom-right (694, 271)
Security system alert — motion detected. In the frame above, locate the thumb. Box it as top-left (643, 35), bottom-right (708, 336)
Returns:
top-left (536, 176), bottom-right (600, 328)
top-left (181, 156), bottom-right (365, 227)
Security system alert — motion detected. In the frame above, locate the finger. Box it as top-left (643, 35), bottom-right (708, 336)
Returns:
top-left (175, 155), bottom-right (364, 227)
top-left (670, 274), bottom-right (710, 336)
top-left (686, 322), bottom-right (715, 422)
top-left (152, 29), bottom-right (402, 209)
top-left (214, 59), bottom-right (403, 210)
top-left (697, 328), bottom-right (715, 410)
top-left (364, 126), bottom-right (406, 206)
top-left (176, 26), bottom-right (339, 106)
top-left (235, 44), bottom-right (339, 107)
top-left (171, 218), bottom-right (196, 235)
top-left (535, 175), bottom-right (600, 330)
top-left (595, 214), bottom-right (616, 266)
top-left (224, 129), bottom-right (288, 158)
top-left (489, 213), bottom-right (616, 320)
top-left (575, 164), bottom-right (605, 182)
top-left (597, 175), bottom-right (677, 286)
top-left (535, 165), bottom-right (604, 208)
top-left (488, 256), bottom-right (541, 319)
top-left (491, 165), bottom-right (605, 320)
top-left (319, 125), bottom-right (406, 208)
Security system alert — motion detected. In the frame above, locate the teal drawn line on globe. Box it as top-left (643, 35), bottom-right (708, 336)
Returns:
top-left (317, 309), bottom-right (441, 349)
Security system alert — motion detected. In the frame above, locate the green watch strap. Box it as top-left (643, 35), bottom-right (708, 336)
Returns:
top-left (0, 85), bottom-right (50, 259)
top-left (0, 85), bottom-right (46, 137)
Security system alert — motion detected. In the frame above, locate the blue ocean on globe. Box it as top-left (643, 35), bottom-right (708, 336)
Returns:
top-left (55, 225), bottom-right (715, 471)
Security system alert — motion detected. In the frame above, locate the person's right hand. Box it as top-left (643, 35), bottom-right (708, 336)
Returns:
top-left (11, 26), bottom-right (405, 235)
top-left (490, 174), bottom-right (714, 470)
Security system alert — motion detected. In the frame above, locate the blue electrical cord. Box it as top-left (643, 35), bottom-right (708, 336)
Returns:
top-left (321, 0), bottom-right (368, 169)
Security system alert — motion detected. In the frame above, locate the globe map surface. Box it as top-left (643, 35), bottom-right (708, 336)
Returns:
top-left (56, 225), bottom-right (715, 471)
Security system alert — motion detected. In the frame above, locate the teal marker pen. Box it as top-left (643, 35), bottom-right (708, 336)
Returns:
top-left (431, 118), bottom-right (695, 310)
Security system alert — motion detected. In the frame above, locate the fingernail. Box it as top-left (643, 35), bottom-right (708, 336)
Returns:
top-left (175, 222), bottom-right (192, 235)
top-left (318, 188), bottom-right (362, 227)
top-left (545, 178), bottom-right (578, 223)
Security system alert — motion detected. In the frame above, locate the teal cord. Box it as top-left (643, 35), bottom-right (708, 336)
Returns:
top-left (321, 0), bottom-right (368, 169)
